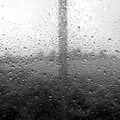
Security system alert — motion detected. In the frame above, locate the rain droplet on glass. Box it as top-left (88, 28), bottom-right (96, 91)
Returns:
top-left (97, 67), bottom-right (102, 72)
top-left (87, 77), bottom-right (92, 81)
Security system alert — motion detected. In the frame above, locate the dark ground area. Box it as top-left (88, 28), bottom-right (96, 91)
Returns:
top-left (0, 49), bottom-right (120, 120)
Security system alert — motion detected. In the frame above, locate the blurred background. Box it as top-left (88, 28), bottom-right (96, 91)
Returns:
top-left (0, 0), bottom-right (120, 57)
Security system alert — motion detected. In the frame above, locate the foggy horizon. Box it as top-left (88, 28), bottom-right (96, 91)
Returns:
top-left (0, 0), bottom-right (120, 57)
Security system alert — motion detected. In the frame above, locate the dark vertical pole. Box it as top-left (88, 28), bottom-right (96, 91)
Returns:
top-left (58, 0), bottom-right (68, 119)
top-left (58, 0), bottom-right (68, 82)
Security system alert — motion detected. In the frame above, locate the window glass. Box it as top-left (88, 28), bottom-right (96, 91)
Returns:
top-left (0, 0), bottom-right (120, 120)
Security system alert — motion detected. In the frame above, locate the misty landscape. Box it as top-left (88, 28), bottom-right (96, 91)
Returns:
top-left (0, 49), bottom-right (120, 120)
top-left (0, 0), bottom-right (120, 119)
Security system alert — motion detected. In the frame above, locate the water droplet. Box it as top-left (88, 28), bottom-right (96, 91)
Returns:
top-left (9, 77), bottom-right (13, 81)
top-left (1, 17), bottom-right (4, 20)
top-left (117, 77), bottom-right (120, 82)
top-left (8, 71), bottom-right (12, 76)
top-left (82, 58), bottom-right (88, 62)
top-left (103, 70), bottom-right (107, 75)
top-left (23, 46), bottom-right (28, 49)
top-left (74, 75), bottom-right (78, 79)
top-left (83, 35), bottom-right (87, 37)
top-left (97, 67), bottom-right (102, 72)
top-left (115, 50), bottom-right (120, 53)
top-left (99, 84), bottom-right (104, 87)
top-left (43, 72), bottom-right (47, 76)
top-left (4, 48), bottom-right (7, 50)
top-left (87, 77), bottom-right (92, 81)
top-left (91, 35), bottom-right (94, 38)
top-left (77, 26), bottom-right (80, 29)
top-left (108, 38), bottom-right (112, 41)
top-left (49, 95), bottom-right (52, 99)
top-left (72, 99), bottom-right (76, 103)
top-left (67, 57), bottom-right (70, 61)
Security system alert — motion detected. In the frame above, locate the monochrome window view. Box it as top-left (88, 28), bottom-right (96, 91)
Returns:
top-left (0, 0), bottom-right (120, 120)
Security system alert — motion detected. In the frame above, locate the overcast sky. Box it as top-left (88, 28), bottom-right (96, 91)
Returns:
top-left (0, 0), bottom-right (120, 56)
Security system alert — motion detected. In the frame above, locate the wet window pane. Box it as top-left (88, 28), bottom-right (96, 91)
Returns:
top-left (0, 0), bottom-right (120, 120)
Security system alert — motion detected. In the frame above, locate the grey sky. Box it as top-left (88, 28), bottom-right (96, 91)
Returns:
top-left (0, 0), bottom-right (120, 56)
